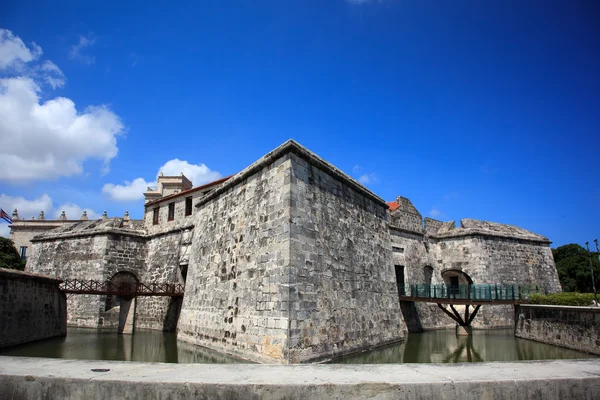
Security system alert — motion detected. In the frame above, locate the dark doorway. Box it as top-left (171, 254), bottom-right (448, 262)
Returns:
top-left (394, 265), bottom-right (406, 296)
top-left (450, 276), bottom-right (459, 296)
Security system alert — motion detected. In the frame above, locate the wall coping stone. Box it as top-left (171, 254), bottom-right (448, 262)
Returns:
top-left (519, 304), bottom-right (600, 312)
top-left (145, 224), bottom-right (195, 239)
top-left (389, 224), bottom-right (425, 237)
top-left (30, 227), bottom-right (146, 242)
top-left (1, 357), bottom-right (600, 400)
top-left (0, 267), bottom-right (63, 283)
top-left (431, 229), bottom-right (551, 244)
top-left (195, 139), bottom-right (388, 210)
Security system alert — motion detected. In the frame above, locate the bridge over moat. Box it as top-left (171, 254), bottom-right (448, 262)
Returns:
top-left (59, 279), bottom-right (185, 335)
top-left (60, 279), bottom-right (185, 297)
top-left (399, 283), bottom-right (540, 334)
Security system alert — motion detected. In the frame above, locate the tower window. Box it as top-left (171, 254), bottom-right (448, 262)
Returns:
top-left (168, 203), bottom-right (175, 221)
top-left (185, 197), bottom-right (192, 216)
top-left (153, 208), bottom-right (160, 225)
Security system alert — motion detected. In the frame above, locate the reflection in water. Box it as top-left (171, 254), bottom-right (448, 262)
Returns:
top-left (0, 328), bottom-right (250, 364)
top-left (1, 328), bottom-right (596, 364)
top-left (329, 329), bottom-right (597, 364)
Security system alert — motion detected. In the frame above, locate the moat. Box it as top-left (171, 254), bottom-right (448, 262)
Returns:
top-left (0, 328), bottom-right (595, 364)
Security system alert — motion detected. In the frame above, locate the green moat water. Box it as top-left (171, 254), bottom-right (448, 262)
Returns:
top-left (0, 328), bottom-right (595, 364)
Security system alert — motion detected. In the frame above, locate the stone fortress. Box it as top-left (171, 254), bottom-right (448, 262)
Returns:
top-left (11, 140), bottom-right (562, 364)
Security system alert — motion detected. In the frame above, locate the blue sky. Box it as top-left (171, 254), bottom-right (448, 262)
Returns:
top-left (0, 0), bottom-right (598, 247)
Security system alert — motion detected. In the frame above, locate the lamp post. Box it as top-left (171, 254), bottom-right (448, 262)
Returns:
top-left (585, 242), bottom-right (598, 306)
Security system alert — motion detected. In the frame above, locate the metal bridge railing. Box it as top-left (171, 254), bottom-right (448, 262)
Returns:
top-left (400, 283), bottom-right (541, 301)
top-left (59, 279), bottom-right (185, 297)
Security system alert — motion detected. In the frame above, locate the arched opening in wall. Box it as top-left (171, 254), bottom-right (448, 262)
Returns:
top-left (441, 270), bottom-right (473, 297)
top-left (423, 266), bottom-right (434, 286)
top-left (105, 271), bottom-right (139, 311)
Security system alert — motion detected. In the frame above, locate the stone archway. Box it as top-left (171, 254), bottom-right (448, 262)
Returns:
top-left (441, 269), bottom-right (473, 297)
top-left (105, 271), bottom-right (139, 311)
top-left (104, 271), bottom-right (139, 334)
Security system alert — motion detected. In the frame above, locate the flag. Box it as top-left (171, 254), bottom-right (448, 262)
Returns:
top-left (0, 209), bottom-right (12, 224)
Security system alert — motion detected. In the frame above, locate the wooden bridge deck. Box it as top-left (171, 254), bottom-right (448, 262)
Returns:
top-left (59, 279), bottom-right (185, 297)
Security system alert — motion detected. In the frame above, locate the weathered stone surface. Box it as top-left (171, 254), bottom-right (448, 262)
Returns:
top-left (516, 304), bottom-right (600, 355)
top-left (287, 152), bottom-right (404, 362)
top-left (0, 268), bottom-right (66, 348)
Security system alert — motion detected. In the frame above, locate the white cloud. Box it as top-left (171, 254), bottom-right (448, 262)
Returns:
top-left (0, 29), bottom-right (42, 70)
top-left (158, 159), bottom-right (222, 186)
top-left (0, 76), bottom-right (123, 182)
top-left (0, 193), bottom-right (53, 220)
top-left (103, 159), bottom-right (222, 202)
top-left (358, 173), bottom-right (378, 185)
top-left (40, 60), bottom-right (66, 88)
top-left (102, 177), bottom-right (154, 202)
top-left (429, 208), bottom-right (443, 218)
top-left (0, 193), bottom-right (99, 222)
top-left (53, 203), bottom-right (100, 220)
top-left (0, 29), bottom-right (123, 182)
top-left (69, 34), bottom-right (96, 65)
top-left (0, 224), bottom-right (9, 238)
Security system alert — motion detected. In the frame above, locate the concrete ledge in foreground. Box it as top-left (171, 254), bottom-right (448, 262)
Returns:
top-left (1, 356), bottom-right (600, 399)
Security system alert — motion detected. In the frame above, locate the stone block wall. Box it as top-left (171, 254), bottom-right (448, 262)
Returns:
top-left (0, 268), bottom-right (66, 348)
top-left (137, 232), bottom-right (186, 331)
top-left (178, 153), bottom-right (292, 363)
top-left (515, 304), bottom-right (600, 355)
top-left (28, 235), bottom-right (109, 327)
top-left (28, 230), bottom-right (150, 329)
top-left (287, 153), bottom-right (405, 362)
top-left (144, 192), bottom-right (197, 235)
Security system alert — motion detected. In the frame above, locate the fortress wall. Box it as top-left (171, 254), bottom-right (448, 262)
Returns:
top-left (0, 268), bottom-right (66, 349)
top-left (287, 152), bottom-right (405, 363)
top-left (423, 217), bottom-right (443, 235)
top-left (389, 228), bottom-right (455, 331)
top-left (177, 153), bottom-right (292, 363)
top-left (136, 233), bottom-right (186, 331)
top-left (479, 237), bottom-right (561, 293)
top-left (390, 210), bottom-right (422, 233)
top-left (28, 236), bottom-right (109, 327)
top-left (425, 235), bottom-right (560, 328)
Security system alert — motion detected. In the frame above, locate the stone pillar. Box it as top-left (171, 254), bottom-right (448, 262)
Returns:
top-left (118, 297), bottom-right (136, 335)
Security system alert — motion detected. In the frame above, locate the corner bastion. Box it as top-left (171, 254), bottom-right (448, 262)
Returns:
top-left (178, 140), bottom-right (406, 363)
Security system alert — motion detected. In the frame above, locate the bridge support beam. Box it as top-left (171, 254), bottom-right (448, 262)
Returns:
top-left (118, 297), bottom-right (136, 335)
top-left (437, 303), bottom-right (481, 335)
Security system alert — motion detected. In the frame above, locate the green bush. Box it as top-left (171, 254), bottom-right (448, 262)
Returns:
top-left (529, 292), bottom-right (597, 306)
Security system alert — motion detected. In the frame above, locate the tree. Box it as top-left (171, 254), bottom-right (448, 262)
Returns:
top-left (553, 243), bottom-right (600, 293)
top-left (0, 237), bottom-right (25, 271)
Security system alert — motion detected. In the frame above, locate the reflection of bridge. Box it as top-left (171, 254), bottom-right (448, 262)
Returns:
top-left (60, 279), bottom-right (185, 297)
top-left (399, 283), bottom-right (540, 332)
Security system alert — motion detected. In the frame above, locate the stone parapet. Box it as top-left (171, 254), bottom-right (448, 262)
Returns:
top-left (1, 357), bottom-right (600, 400)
